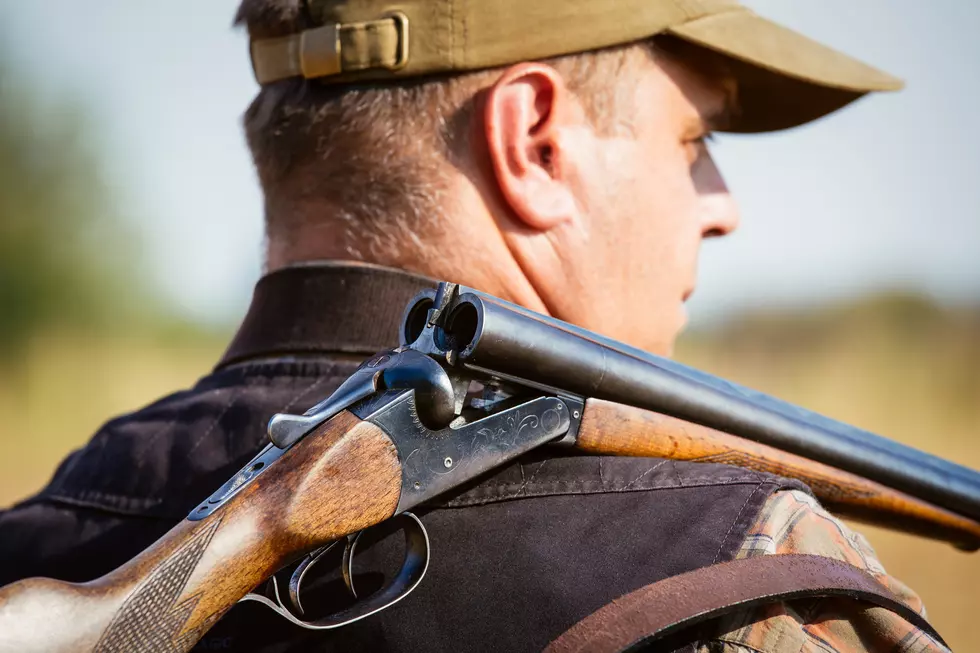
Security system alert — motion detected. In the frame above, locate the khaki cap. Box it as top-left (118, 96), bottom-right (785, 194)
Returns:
top-left (249, 0), bottom-right (902, 133)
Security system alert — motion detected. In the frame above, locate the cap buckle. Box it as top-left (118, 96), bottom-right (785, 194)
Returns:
top-left (385, 11), bottom-right (410, 72)
top-left (299, 24), bottom-right (342, 79)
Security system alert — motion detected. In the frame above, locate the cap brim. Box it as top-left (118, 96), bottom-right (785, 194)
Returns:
top-left (667, 9), bottom-right (903, 133)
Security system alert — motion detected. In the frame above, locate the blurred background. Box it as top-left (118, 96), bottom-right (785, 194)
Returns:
top-left (0, 0), bottom-right (977, 648)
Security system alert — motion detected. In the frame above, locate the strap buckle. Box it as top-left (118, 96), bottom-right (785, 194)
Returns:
top-left (385, 11), bottom-right (410, 72)
top-left (299, 23), bottom-right (341, 78)
top-left (250, 12), bottom-right (409, 84)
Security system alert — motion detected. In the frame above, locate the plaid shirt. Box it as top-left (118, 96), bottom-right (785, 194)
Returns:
top-left (696, 490), bottom-right (949, 652)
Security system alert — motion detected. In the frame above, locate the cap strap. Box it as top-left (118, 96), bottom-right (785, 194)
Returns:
top-left (250, 13), bottom-right (409, 84)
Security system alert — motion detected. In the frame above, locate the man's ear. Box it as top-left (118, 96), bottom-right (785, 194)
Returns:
top-left (483, 63), bottom-right (583, 231)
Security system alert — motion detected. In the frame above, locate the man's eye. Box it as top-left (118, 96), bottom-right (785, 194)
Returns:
top-left (685, 133), bottom-right (714, 164)
top-left (695, 133), bottom-right (716, 147)
top-left (684, 133), bottom-right (714, 153)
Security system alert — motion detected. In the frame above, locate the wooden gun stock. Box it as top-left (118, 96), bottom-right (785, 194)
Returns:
top-left (575, 398), bottom-right (980, 551)
top-left (0, 412), bottom-right (402, 653)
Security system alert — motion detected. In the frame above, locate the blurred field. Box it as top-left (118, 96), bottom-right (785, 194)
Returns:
top-left (0, 293), bottom-right (977, 649)
top-left (0, 331), bottom-right (228, 504)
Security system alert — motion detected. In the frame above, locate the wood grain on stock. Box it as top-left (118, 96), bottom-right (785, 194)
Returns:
top-left (576, 398), bottom-right (980, 551)
top-left (0, 411), bottom-right (402, 653)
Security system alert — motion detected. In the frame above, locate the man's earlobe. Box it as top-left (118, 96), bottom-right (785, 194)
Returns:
top-left (484, 63), bottom-right (580, 232)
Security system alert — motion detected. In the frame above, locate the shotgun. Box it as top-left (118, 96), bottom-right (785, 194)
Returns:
top-left (0, 282), bottom-right (977, 652)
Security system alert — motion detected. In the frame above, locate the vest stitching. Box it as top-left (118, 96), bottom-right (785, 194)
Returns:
top-left (451, 473), bottom-right (789, 499)
top-left (671, 459), bottom-right (687, 488)
top-left (439, 477), bottom-right (795, 510)
top-left (516, 459), bottom-right (549, 497)
top-left (624, 460), bottom-right (671, 489)
top-left (711, 481), bottom-right (773, 564)
top-left (128, 404), bottom-right (197, 477)
top-left (279, 372), bottom-right (332, 413)
top-left (185, 387), bottom-right (244, 458)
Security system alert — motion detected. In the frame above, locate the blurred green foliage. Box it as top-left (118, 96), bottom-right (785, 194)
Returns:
top-left (0, 58), bottom-right (147, 359)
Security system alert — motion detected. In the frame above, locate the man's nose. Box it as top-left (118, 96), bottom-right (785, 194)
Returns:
top-left (694, 150), bottom-right (740, 238)
top-left (700, 193), bottom-right (740, 239)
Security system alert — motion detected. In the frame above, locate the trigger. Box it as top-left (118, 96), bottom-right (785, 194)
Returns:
top-left (285, 530), bottom-right (361, 616)
top-left (342, 531), bottom-right (364, 599)
top-left (288, 540), bottom-right (344, 616)
top-left (239, 512), bottom-right (431, 630)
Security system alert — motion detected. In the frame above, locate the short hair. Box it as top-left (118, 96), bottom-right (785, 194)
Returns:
top-left (235, 1), bottom-right (656, 261)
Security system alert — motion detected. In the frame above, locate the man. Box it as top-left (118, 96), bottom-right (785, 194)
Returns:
top-left (0, 0), bottom-right (950, 651)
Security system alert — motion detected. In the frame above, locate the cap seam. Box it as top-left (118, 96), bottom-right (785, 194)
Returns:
top-left (678, 4), bottom-right (752, 26)
top-left (460, 0), bottom-right (468, 68)
top-left (449, 0), bottom-right (457, 69)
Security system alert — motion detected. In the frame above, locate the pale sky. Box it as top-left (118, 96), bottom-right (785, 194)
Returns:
top-left (1, 0), bottom-right (978, 326)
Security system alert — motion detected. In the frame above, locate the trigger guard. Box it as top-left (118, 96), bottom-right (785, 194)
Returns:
top-left (239, 512), bottom-right (430, 630)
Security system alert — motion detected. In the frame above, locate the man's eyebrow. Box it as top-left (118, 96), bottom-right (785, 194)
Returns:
top-left (703, 82), bottom-right (740, 132)
top-left (702, 95), bottom-right (738, 133)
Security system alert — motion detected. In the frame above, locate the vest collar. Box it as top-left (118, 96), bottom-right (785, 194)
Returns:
top-left (217, 261), bottom-right (435, 369)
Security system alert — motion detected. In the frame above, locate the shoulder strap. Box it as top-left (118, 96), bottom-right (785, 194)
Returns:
top-left (544, 553), bottom-right (946, 652)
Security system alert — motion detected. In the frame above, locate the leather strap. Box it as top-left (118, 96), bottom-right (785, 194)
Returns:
top-left (217, 262), bottom-right (434, 369)
top-left (544, 554), bottom-right (947, 653)
top-left (251, 14), bottom-right (407, 84)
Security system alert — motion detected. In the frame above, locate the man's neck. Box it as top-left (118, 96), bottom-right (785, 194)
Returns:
top-left (264, 221), bottom-right (552, 318)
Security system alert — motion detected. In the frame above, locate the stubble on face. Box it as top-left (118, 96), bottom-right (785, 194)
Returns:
top-left (568, 43), bottom-right (739, 356)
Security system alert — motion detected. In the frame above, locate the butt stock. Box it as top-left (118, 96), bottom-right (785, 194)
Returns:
top-left (0, 411), bottom-right (403, 653)
top-left (575, 398), bottom-right (980, 551)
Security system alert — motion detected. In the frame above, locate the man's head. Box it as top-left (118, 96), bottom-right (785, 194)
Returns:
top-left (236, 0), bottom-right (899, 355)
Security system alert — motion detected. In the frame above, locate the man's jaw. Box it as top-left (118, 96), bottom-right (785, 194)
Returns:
top-left (677, 286), bottom-right (696, 337)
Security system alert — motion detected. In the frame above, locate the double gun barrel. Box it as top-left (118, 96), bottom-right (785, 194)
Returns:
top-left (405, 285), bottom-right (980, 526)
